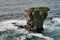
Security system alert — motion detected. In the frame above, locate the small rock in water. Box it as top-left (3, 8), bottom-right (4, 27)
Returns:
top-left (12, 22), bottom-right (26, 29)
top-left (12, 22), bottom-right (17, 24)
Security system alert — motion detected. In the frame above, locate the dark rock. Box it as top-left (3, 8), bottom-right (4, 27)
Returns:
top-left (14, 24), bottom-right (26, 29)
top-left (12, 22), bottom-right (16, 24)
top-left (12, 22), bottom-right (26, 29)
top-left (24, 6), bottom-right (50, 33)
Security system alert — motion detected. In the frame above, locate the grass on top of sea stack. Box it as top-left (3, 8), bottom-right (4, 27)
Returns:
top-left (24, 6), bottom-right (50, 12)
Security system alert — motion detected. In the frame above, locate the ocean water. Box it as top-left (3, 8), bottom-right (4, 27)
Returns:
top-left (0, 0), bottom-right (60, 40)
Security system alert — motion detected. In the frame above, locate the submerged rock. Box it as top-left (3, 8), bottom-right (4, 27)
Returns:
top-left (12, 22), bottom-right (26, 29)
top-left (24, 6), bottom-right (50, 33)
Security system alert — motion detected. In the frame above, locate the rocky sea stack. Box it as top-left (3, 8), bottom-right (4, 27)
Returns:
top-left (24, 6), bottom-right (50, 33)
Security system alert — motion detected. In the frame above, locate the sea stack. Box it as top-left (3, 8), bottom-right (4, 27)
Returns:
top-left (24, 6), bottom-right (50, 33)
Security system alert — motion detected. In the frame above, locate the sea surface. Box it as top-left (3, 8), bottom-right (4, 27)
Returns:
top-left (0, 0), bottom-right (60, 40)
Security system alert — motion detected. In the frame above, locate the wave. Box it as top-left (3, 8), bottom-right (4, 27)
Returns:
top-left (0, 19), bottom-right (54, 40)
top-left (0, 29), bottom-right (54, 40)
top-left (52, 18), bottom-right (60, 25)
top-left (28, 33), bottom-right (54, 40)
top-left (0, 29), bottom-right (28, 40)
top-left (0, 20), bottom-right (27, 31)
top-left (0, 20), bottom-right (28, 40)
top-left (46, 17), bottom-right (60, 26)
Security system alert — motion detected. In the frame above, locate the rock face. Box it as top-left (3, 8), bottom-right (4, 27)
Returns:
top-left (24, 6), bottom-right (50, 33)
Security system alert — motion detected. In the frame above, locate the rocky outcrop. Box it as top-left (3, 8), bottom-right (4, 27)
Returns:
top-left (24, 6), bottom-right (50, 33)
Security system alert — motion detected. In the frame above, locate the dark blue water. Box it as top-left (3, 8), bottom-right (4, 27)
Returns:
top-left (0, 0), bottom-right (60, 40)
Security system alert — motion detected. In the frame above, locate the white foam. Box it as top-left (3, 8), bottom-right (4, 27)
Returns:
top-left (0, 20), bottom-right (27, 31)
top-left (52, 18), bottom-right (60, 23)
top-left (28, 33), bottom-right (54, 40)
top-left (52, 18), bottom-right (60, 25)
top-left (0, 20), bottom-right (54, 40)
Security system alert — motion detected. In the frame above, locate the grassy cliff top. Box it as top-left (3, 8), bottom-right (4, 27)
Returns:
top-left (25, 6), bottom-right (50, 12)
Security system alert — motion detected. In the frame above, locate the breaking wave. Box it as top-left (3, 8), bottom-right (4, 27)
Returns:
top-left (0, 20), bottom-right (54, 40)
